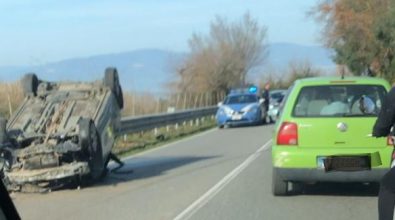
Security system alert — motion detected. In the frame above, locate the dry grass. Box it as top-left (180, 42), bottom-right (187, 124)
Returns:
top-left (0, 81), bottom-right (215, 119)
top-left (122, 92), bottom-right (159, 116)
top-left (122, 91), bottom-right (220, 117)
top-left (0, 81), bottom-right (24, 118)
top-left (0, 81), bottom-right (166, 118)
top-left (113, 117), bottom-right (216, 157)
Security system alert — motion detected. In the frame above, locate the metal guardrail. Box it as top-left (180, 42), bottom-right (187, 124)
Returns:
top-left (118, 106), bottom-right (218, 135)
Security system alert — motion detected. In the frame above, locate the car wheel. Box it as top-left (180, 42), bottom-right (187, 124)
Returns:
top-left (104, 67), bottom-right (124, 109)
top-left (272, 169), bottom-right (288, 196)
top-left (21, 73), bottom-right (39, 96)
top-left (290, 182), bottom-right (304, 195)
top-left (79, 118), bottom-right (105, 180)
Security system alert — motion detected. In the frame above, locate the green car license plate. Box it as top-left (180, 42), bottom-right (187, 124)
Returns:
top-left (323, 156), bottom-right (371, 172)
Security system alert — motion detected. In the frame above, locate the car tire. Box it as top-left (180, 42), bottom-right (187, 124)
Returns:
top-left (79, 118), bottom-right (105, 181)
top-left (104, 67), bottom-right (124, 109)
top-left (290, 182), bottom-right (304, 195)
top-left (272, 169), bottom-right (288, 196)
top-left (21, 73), bottom-right (39, 96)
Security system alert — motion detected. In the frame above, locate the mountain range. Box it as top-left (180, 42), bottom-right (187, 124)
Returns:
top-left (0, 43), bottom-right (335, 93)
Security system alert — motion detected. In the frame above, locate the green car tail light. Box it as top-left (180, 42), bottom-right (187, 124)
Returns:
top-left (277, 122), bottom-right (298, 145)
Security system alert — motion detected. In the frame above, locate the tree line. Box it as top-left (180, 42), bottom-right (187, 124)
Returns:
top-left (174, 2), bottom-right (395, 96)
top-left (312, 0), bottom-right (395, 82)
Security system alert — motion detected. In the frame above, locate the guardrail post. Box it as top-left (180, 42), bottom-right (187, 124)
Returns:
top-left (166, 125), bottom-right (170, 132)
top-left (175, 123), bottom-right (179, 130)
top-left (123, 134), bottom-right (127, 142)
top-left (154, 128), bottom-right (158, 136)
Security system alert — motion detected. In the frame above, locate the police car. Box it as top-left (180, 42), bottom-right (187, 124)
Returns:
top-left (216, 86), bottom-right (267, 128)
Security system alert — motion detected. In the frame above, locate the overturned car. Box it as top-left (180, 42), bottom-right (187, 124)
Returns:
top-left (0, 67), bottom-right (123, 192)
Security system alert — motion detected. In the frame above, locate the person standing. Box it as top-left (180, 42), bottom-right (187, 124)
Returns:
top-left (262, 83), bottom-right (270, 113)
top-left (372, 87), bottom-right (395, 220)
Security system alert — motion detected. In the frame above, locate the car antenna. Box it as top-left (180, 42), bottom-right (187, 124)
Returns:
top-left (340, 65), bottom-right (345, 79)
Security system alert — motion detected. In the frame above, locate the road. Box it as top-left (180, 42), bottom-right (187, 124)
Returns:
top-left (12, 125), bottom-right (379, 220)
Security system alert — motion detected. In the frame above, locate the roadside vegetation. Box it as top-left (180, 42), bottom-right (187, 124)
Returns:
top-left (122, 91), bottom-right (223, 117)
top-left (312, 0), bottom-right (395, 83)
top-left (173, 12), bottom-right (268, 96)
top-left (259, 61), bottom-right (323, 90)
top-left (0, 82), bottom-right (24, 118)
top-left (114, 117), bottom-right (216, 157)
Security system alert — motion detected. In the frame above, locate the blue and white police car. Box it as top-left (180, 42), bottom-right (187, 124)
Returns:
top-left (216, 86), bottom-right (266, 128)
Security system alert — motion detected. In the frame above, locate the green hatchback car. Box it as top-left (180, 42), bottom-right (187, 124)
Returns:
top-left (272, 76), bottom-right (392, 196)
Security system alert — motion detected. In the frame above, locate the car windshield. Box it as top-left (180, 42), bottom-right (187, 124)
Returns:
top-left (270, 92), bottom-right (284, 99)
top-left (224, 95), bottom-right (258, 104)
top-left (292, 85), bottom-right (387, 117)
top-left (270, 91), bottom-right (285, 103)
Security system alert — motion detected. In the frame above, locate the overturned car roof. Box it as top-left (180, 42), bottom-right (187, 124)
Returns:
top-left (0, 67), bottom-right (124, 192)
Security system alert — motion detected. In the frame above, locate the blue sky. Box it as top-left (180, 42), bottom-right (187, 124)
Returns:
top-left (0, 0), bottom-right (321, 66)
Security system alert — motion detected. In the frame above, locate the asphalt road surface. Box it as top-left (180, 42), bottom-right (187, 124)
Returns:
top-left (12, 125), bottom-right (380, 220)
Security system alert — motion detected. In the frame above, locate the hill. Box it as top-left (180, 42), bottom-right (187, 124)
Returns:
top-left (0, 44), bottom-right (335, 93)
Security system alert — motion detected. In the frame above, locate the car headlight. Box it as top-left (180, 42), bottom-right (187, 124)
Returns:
top-left (218, 106), bottom-right (234, 116)
top-left (223, 106), bottom-right (234, 116)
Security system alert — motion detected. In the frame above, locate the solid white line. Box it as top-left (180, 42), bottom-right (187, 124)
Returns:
top-left (173, 139), bottom-right (272, 220)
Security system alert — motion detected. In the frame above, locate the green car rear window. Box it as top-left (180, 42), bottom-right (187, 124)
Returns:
top-left (292, 85), bottom-right (387, 117)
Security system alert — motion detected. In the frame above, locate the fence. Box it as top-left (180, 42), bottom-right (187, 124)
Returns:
top-left (122, 91), bottom-right (226, 117)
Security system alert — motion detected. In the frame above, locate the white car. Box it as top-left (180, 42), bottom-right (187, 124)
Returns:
top-left (267, 89), bottom-right (287, 123)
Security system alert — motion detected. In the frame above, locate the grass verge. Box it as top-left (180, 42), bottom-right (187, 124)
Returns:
top-left (113, 117), bottom-right (216, 158)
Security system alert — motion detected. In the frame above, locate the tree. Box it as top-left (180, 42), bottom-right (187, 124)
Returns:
top-left (373, 2), bottom-right (395, 82)
top-left (260, 60), bottom-right (322, 89)
top-left (175, 12), bottom-right (268, 94)
top-left (311, 0), bottom-right (395, 82)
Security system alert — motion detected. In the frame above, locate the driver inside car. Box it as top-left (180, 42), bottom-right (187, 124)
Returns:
top-left (320, 88), bottom-right (349, 115)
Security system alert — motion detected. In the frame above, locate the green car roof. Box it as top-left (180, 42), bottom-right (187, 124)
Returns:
top-left (292, 76), bottom-right (390, 87)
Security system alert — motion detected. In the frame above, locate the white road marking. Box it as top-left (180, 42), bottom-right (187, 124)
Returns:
top-left (173, 139), bottom-right (272, 220)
